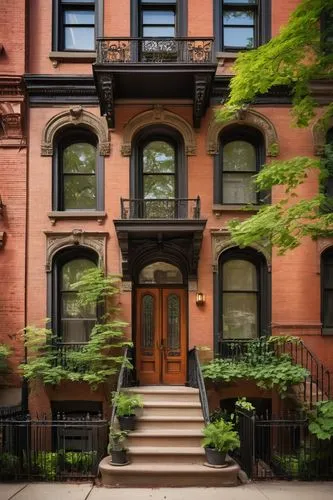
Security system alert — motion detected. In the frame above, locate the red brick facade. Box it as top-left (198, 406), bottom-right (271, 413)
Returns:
top-left (1, 0), bottom-right (332, 416)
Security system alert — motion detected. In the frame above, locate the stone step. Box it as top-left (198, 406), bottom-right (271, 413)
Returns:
top-left (141, 401), bottom-right (203, 417)
top-left (127, 429), bottom-right (202, 447)
top-left (136, 415), bottom-right (204, 431)
top-left (99, 456), bottom-right (240, 487)
top-left (124, 386), bottom-right (200, 403)
top-left (128, 446), bottom-right (205, 464)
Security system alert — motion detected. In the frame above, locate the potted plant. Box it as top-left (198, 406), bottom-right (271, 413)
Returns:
top-left (108, 427), bottom-right (129, 465)
top-left (202, 418), bottom-right (240, 466)
top-left (112, 391), bottom-right (143, 431)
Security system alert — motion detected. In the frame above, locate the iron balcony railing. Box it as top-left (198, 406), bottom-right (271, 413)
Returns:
top-left (96, 37), bottom-right (214, 64)
top-left (54, 342), bottom-right (87, 369)
top-left (218, 338), bottom-right (332, 406)
top-left (120, 197), bottom-right (201, 220)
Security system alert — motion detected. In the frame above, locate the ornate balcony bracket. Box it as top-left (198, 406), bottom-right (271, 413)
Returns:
top-left (95, 73), bottom-right (115, 129)
top-left (193, 74), bottom-right (212, 129)
top-left (0, 77), bottom-right (26, 148)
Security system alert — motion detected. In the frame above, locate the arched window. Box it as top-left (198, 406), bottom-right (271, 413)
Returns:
top-left (53, 128), bottom-right (103, 211)
top-left (53, 249), bottom-right (98, 343)
top-left (321, 248), bottom-right (333, 334)
top-left (215, 126), bottom-right (265, 205)
top-left (138, 261), bottom-right (183, 284)
top-left (131, 126), bottom-right (186, 218)
top-left (217, 248), bottom-right (269, 345)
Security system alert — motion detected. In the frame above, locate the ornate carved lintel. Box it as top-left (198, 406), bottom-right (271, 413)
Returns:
top-left (121, 107), bottom-right (197, 156)
top-left (206, 109), bottom-right (279, 157)
top-left (41, 108), bottom-right (110, 156)
top-left (0, 89), bottom-right (26, 148)
top-left (211, 228), bottom-right (271, 269)
top-left (193, 74), bottom-right (211, 129)
top-left (44, 229), bottom-right (109, 272)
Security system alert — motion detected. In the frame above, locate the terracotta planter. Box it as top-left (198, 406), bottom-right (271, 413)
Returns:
top-left (118, 414), bottom-right (136, 431)
top-left (204, 447), bottom-right (227, 466)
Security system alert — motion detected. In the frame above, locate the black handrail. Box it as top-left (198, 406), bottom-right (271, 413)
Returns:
top-left (188, 347), bottom-right (210, 424)
top-left (218, 338), bottom-right (332, 406)
top-left (110, 346), bottom-right (134, 427)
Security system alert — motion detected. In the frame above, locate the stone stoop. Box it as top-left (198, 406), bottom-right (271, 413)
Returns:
top-left (99, 385), bottom-right (240, 487)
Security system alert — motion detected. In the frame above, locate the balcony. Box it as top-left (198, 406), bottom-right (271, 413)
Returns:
top-left (93, 37), bottom-right (216, 128)
top-left (113, 197), bottom-right (207, 280)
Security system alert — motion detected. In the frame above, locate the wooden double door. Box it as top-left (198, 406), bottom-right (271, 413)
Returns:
top-left (136, 288), bottom-right (187, 385)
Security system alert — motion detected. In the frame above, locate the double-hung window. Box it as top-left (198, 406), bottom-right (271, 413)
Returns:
top-left (215, 0), bottom-right (271, 52)
top-left (140, 1), bottom-right (176, 38)
top-left (57, 0), bottom-right (95, 51)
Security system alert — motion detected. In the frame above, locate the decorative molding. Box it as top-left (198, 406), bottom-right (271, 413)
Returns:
top-left (121, 280), bottom-right (132, 292)
top-left (44, 229), bottom-right (109, 272)
top-left (121, 106), bottom-right (197, 156)
top-left (0, 232), bottom-right (6, 249)
top-left (316, 237), bottom-right (333, 273)
top-left (188, 279), bottom-right (198, 292)
top-left (312, 116), bottom-right (333, 156)
top-left (211, 228), bottom-right (271, 269)
top-left (206, 108), bottom-right (279, 156)
top-left (48, 211), bottom-right (106, 226)
top-left (99, 74), bottom-right (115, 129)
top-left (41, 107), bottom-right (110, 156)
top-left (193, 74), bottom-right (211, 129)
top-left (0, 77), bottom-right (26, 148)
top-left (24, 75), bottom-right (98, 106)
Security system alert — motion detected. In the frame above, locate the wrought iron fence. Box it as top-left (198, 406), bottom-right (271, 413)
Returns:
top-left (0, 414), bottom-right (108, 482)
top-left (218, 338), bottom-right (332, 406)
top-left (54, 342), bottom-right (87, 369)
top-left (188, 347), bottom-right (210, 424)
top-left (236, 408), bottom-right (333, 481)
top-left (120, 197), bottom-right (201, 220)
top-left (97, 37), bottom-right (214, 64)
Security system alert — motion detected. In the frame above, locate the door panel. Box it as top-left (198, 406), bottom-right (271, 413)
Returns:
top-left (136, 287), bottom-right (187, 385)
top-left (136, 289), bottom-right (161, 385)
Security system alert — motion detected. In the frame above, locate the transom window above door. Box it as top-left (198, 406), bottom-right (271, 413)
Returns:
top-left (139, 262), bottom-right (183, 284)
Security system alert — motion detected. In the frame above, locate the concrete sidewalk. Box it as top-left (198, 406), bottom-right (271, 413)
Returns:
top-left (1, 482), bottom-right (333, 500)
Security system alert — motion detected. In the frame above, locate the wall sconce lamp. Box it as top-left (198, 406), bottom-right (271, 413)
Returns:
top-left (196, 292), bottom-right (206, 306)
top-left (0, 195), bottom-right (5, 217)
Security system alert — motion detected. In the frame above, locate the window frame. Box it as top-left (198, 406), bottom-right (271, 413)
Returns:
top-left (52, 0), bottom-right (103, 52)
top-left (53, 128), bottom-right (104, 212)
top-left (131, 125), bottom-right (187, 217)
top-left (214, 126), bottom-right (266, 206)
top-left (214, 247), bottom-right (270, 353)
top-left (131, 0), bottom-right (188, 37)
top-left (52, 247), bottom-right (99, 344)
top-left (321, 249), bottom-right (333, 335)
top-left (214, 0), bottom-right (271, 53)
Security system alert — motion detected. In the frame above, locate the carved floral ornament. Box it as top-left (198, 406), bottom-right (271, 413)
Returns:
top-left (44, 230), bottom-right (109, 272)
top-left (0, 102), bottom-right (26, 147)
top-left (41, 107), bottom-right (111, 156)
top-left (206, 108), bottom-right (279, 156)
top-left (312, 116), bottom-right (333, 156)
top-left (211, 229), bottom-right (272, 272)
top-left (121, 106), bottom-right (197, 156)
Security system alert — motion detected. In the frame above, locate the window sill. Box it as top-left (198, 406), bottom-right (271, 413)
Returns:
top-left (213, 204), bottom-right (261, 217)
top-left (322, 328), bottom-right (333, 336)
top-left (48, 211), bottom-right (106, 225)
top-left (49, 51), bottom-right (96, 68)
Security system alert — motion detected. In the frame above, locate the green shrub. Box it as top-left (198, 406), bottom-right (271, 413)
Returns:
top-left (202, 419), bottom-right (240, 453)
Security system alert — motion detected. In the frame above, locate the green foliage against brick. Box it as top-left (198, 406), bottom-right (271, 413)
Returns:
top-left (214, 0), bottom-right (333, 254)
top-left (202, 338), bottom-right (309, 396)
top-left (0, 343), bottom-right (11, 372)
top-left (309, 400), bottom-right (333, 440)
top-left (20, 270), bottom-right (131, 389)
top-left (112, 391), bottom-right (143, 417)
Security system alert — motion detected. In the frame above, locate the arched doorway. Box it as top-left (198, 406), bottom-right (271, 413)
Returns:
top-left (135, 261), bottom-right (187, 385)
